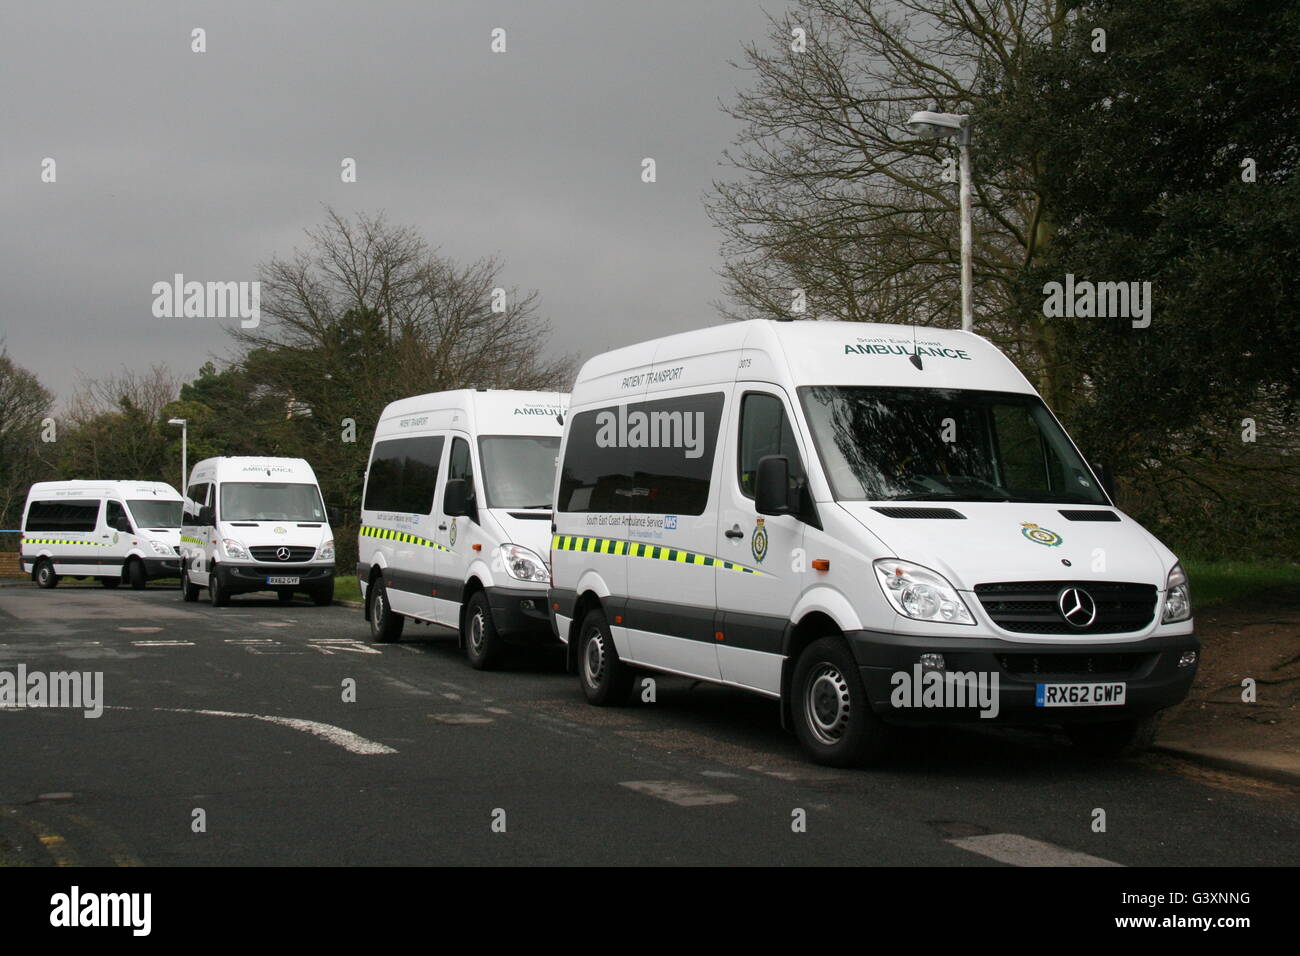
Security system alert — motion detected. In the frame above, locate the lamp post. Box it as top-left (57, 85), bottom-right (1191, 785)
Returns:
top-left (167, 418), bottom-right (187, 492)
top-left (906, 110), bottom-right (974, 333)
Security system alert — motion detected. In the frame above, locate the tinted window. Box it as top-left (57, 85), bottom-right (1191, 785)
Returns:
top-left (364, 435), bottom-right (445, 515)
top-left (184, 484), bottom-right (211, 522)
top-left (738, 392), bottom-right (805, 498)
top-left (479, 436), bottom-right (561, 509)
top-left (106, 501), bottom-right (133, 533)
top-left (25, 499), bottom-right (100, 533)
top-left (558, 393), bottom-right (724, 516)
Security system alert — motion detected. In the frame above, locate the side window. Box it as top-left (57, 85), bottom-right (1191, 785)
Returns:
top-left (364, 435), bottom-right (445, 515)
top-left (25, 500), bottom-right (100, 533)
top-left (184, 484), bottom-right (209, 522)
top-left (559, 393), bottom-right (725, 516)
top-left (738, 392), bottom-right (805, 498)
top-left (106, 501), bottom-right (133, 533)
top-left (445, 436), bottom-right (476, 518)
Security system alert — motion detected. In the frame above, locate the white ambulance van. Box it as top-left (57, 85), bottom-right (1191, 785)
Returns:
top-left (549, 320), bottom-right (1198, 766)
top-left (20, 480), bottom-right (183, 589)
top-left (179, 457), bottom-right (335, 606)
top-left (358, 389), bottom-right (568, 668)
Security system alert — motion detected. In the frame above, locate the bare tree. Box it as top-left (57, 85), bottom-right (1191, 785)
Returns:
top-left (709, 0), bottom-right (1074, 407)
top-left (0, 347), bottom-right (54, 530)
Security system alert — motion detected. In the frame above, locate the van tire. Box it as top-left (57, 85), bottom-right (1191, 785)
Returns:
top-left (1065, 713), bottom-right (1161, 757)
top-left (311, 580), bottom-right (334, 607)
top-left (577, 608), bottom-right (633, 706)
top-left (181, 568), bottom-right (200, 602)
top-left (35, 560), bottom-right (58, 589)
top-left (792, 637), bottom-right (890, 767)
top-left (209, 567), bottom-right (230, 607)
top-left (126, 559), bottom-right (146, 590)
top-left (368, 580), bottom-right (404, 643)
top-left (101, 576), bottom-right (121, 589)
top-left (463, 591), bottom-right (504, 670)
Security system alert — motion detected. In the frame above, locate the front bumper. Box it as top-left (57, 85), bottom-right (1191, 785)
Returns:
top-left (847, 628), bottom-right (1199, 725)
top-left (487, 585), bottom-right (554, 641)
top-left (142, 556), bottom-right (182, 579)
top-left (216, 562), bottom-right (335, 594)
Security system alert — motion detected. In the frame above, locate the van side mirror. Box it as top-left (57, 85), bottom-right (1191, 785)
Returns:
top-left (443, 479), bottom-right (474, 518)
top-left (1091, 462), bottom-right (1118, 502)
top-left (755, 455), bottom-right (793, 516)
top-left (198, 505), bottom-right (214, 526)
top-left (327, 506), bottom-right (342, 526)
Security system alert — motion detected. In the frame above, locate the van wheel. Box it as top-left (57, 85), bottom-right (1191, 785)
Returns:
top-left (464, 591), bottom-right (504, 670)
top-left (792, 637), bottom-right (890, 767)
top-left (1065, 714), bottom-right (1161, 757)
top-left (181, 567), bottom-right (200, 602)
top-left (209, 567), bottom-right (230, 607)
top-left (578, 608), bottom-right (633, 706)
top-left (101, 577), bottom-right (121, 589)
top-left (311, 580), bottom-right (334, 606)
top-left (126, 559), bottom-right (146, 590)
top-left (35, 560), bottom-right (58, 589)
top-left (368, 580), bottom-right (404, 642)
top-left (277, 591), bottom-right (294, 604)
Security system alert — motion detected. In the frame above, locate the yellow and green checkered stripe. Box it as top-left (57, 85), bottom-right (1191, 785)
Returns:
top-left (23, 538), bottom-right (112, 546)
top-left (180, 534), bottom-right (205, 546)
top-left (361, 525), bottom-right (453, 553)
top-left (551, 534), bottom-right (764, 575)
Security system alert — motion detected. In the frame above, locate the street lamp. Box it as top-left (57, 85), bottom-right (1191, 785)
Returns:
top-left (907, 109), bottom-right (974, 333)
top-left (167, 418), bottom-right (187, 493)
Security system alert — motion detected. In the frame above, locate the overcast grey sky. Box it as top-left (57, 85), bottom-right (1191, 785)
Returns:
top-left (0, 0), bottom-right (790, 405)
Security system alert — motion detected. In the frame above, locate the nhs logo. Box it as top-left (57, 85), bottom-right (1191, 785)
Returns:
top-left (663, 515), bottom-right (678, 530)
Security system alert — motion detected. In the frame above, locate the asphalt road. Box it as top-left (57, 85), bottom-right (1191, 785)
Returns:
top-left (0, 583), bottom-right (1296, 866)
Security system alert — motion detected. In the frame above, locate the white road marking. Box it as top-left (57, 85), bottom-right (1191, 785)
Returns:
top-left (256, 621), bottom-right (295, 628)
top-left (108, 706), bottom-right (397, 755)
top-left (620, 781), bottom-right (740, 807)
top-left (948, 833), bottom-right (1123, 867)
top-left (485, 706), bottom-right (511, 715)
top-left (430, 713), bottom-right (494, 724)
top-left (131, 640), bottom-right (195, 647)
top-left (307, 639), bottom-right (381, 656)
top-left (224, 639), bottom-right (276, 645)
top-left (441, 692), bottom-right (462, 701)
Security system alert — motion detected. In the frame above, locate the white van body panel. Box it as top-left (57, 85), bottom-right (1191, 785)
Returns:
top-left (20, 480), bottom-right (183, 583)
top-left (551, 319), bottom-right (1197, 732)
top-left (181, 457), bottom-right (334, 598)
top-left (359, 389), bottom-right (568, 641)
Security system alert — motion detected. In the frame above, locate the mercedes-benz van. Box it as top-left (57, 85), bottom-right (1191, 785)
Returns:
top-left (180, 457), bottom-right (335, 606)
top-left (549, 320), bottom-right (1198, 766)
top-left (20, 480), bottom-right (183, 588)
top-left (358, 389), bottom-right (568, 668)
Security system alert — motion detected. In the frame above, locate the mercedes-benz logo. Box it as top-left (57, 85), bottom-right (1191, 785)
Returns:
top-left (276, 547), bottom-right (291, 561)
top-left (1057, 587), bottom-right (1098, 628)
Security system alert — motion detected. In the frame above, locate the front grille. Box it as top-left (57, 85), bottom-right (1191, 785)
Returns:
top-left (975, 581), bottom-right (1157, 634)
top-left (997, 652), bottom-right (1152, 677)
top-left (249, 545), bottom-right (317, 563)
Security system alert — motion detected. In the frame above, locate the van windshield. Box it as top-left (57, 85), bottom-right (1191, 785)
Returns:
top-left (799, 386), bottom-right (1109, 505)
top-left (219, 483), bottom-right (326, 522)
top-left (478, 436), bottom-right (561, 509)
top-left (128, 499), bottom-right (182, 529)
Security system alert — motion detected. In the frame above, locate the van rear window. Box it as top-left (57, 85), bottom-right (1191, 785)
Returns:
top-left (25, 499), bottom-right (100, 533)
top-left (364, 436), bottom-right (445, 515)
top-left (558, 393), bottom-right (723, 516)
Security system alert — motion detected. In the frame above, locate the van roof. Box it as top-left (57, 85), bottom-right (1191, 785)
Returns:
top-left (26, 480), bottom-right (182, 499)
top-left (187, 457), bottom-right (319, 483)
top-left (571, 319), bottom-right (1035, 406)
top-left (374, 389), bottom-right (569, 440)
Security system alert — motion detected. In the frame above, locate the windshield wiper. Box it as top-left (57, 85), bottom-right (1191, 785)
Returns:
top-left (883, 492), bottom-right (1011, 502)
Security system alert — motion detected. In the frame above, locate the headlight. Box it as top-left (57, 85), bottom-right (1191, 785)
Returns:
top-left (1162, 562), bottom-right (1192, 623)
top-left (317, 539), bottom-right (335, 561)
top-left (222, 538), bottom-right (250, 560)
top-left (148, 539), bottom-right (173, 555)
top-left (873, 559), bottom-right (975, 625)
top-left (499, 544), bottom-right (548, 583)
